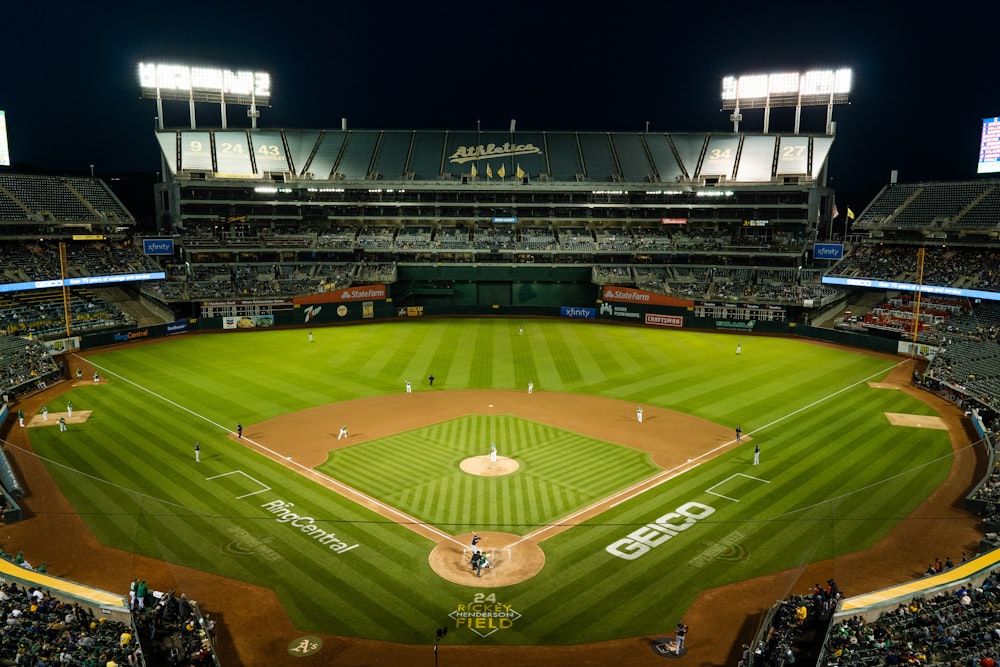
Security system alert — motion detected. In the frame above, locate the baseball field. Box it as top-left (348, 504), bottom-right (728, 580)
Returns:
top-left (13, 318), bottom-right (967, 664)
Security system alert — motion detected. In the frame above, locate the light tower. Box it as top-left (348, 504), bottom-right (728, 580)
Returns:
top-left (137, 62), bottom-right (271, 130)
top-left (721, 68), bottom-right (852, 133)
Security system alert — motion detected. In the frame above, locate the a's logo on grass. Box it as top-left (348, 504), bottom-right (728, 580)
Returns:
top-left (288, 636), bottom-right (322, 657)
top-left (449, 593), bottom-right (522, 638)
top-left (223, 526), bottom-right (282, 563)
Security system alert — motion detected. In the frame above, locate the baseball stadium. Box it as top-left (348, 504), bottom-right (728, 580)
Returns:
top-left (1, 66), bottom-right (1000, 666)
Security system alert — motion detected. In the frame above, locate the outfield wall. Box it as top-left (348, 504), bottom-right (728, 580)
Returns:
top-left (70, 297), bottom-right (901, 357)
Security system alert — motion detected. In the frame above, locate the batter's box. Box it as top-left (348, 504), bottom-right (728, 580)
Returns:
top-left (205, 470), bottom-right (272, 499)
top-left (706, 473), bottom-right (770, 503)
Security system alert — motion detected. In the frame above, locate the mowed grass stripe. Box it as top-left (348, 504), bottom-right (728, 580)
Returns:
top-left (36, 320), bottom-right (958, 645)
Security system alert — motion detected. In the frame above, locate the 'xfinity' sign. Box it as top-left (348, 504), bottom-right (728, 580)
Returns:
top-left (143, 239), bottom-right (174, 256)
top-left (561, 306), bottom-right (595, 319)
top-left (813, 243), bottom-right (843, 260)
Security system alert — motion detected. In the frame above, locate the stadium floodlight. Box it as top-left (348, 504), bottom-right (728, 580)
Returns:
top-left (138, 63), bottom-right (271, 105)
top-left (721, 67), bottom-right (852, 133)
top-left (138, 62), bottom-right (271, 130)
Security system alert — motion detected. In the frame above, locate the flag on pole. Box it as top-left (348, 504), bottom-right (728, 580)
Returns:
top-left (832, 203), bottom-right (839, 219)
top-left (498, 164), bottom-right (506, 179)
top-left (470, 163), bottom-right (478, 178)
top-left (486, 164), bottom-right (493, 179)
top-left (516, 164), bottom-right (525, 180)
top-left (847, 207), bottom-right (856, 221)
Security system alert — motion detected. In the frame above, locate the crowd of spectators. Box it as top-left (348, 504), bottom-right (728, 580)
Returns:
top-left (829, 245), bottom-right (1000, 293)
top-left (0, 241), bottom-right (160, 286)
top-left (0, 544), bottom-right (142, 666)
top-left (821, 574), bottom-right (1000, 666)
top-left (0, 336), bottom-right (60, 400)
top-left (0, 544), bottom-right (222, 666)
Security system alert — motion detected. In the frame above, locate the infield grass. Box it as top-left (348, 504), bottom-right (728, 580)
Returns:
top-left (25, 320), bottom-right (954, 644)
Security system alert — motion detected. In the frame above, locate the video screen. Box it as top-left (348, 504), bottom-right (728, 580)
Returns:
top-left (0, 111), bottom-right (9, 166)
top-left (978, 117), bottom-right (1000, 174)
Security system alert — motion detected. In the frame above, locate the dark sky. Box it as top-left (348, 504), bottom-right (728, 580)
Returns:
top-left (2, 3), bottom-right (996, 208)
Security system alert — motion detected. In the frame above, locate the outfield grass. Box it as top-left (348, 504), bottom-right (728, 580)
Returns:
top-left (27, 320), bottom-right (953, 644)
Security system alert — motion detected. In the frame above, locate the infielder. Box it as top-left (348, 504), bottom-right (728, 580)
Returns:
top-left (753, 444), bottom-right (760, 465)
top-left (195, 441), bottom-right (200, 463)
top-left (528, 380), bottom-right (534, 394)
top-left (637, 406), bottom-right (643, 423)
top-left (405, 379), bottom-right (412, 394)
top-left (490, 442), bottom-right (497, 463)
top-left (338, 424), bottom-right (349, 440)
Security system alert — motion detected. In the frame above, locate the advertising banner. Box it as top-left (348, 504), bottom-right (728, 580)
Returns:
top-left (813, 243), bottom-right (844, 260)
top-left (294, 285), bottom-right (387, 304)
top-left (560, 306), bottom-right (596, 319)
top-left (600, 286), bottom-right (694, 308)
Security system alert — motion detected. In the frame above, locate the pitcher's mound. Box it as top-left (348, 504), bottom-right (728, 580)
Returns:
top-left (460, 455), bottom-right (519, 476)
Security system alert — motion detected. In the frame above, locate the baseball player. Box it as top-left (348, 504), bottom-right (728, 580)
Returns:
top-left (58, 417), bottom-right (67, 432)
top-left (478, 553), bottom-right (492, 575)
top-left (490, 442), bottom-right (497, 463)
top-left (637, 406), bottom-right (643, 423)
top-left (735, 425), bottom-right (742, 442)
top-left (736, 342), bottom-right (742, 355)
top-left (528, 380), bottom-right (534, 394)
top-left (17, 409), bottom-right (24, 427)
top-left (93, 371), bottom-right (100, 384)
top-left (76, 368), bottom-right (83, 381)
top-left (237, 422), bottom-right (243, 438)
top-left (195, 441), bottom-right (201, 463)
top-left (41, 406), bottom-right (48, 421)
top-left (753, 444), bottom-right (760, 465)
top-left (405, 379), bottom-right (412, 394)
top-left (66, 401), bottom-right (73, 418)
top-left (675, 621), bottom-right (688, 654)
top-left (338, 424), bottom-right (349, 440)
top-left (308, 330), bottom-right (314, 342)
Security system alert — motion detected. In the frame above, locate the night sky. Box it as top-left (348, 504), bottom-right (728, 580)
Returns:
top-left (3, 3), bottom-right (996, 210)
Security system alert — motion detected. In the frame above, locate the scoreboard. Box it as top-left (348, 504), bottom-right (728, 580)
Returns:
top-left (978, 117), bottom-right (1000, 174)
